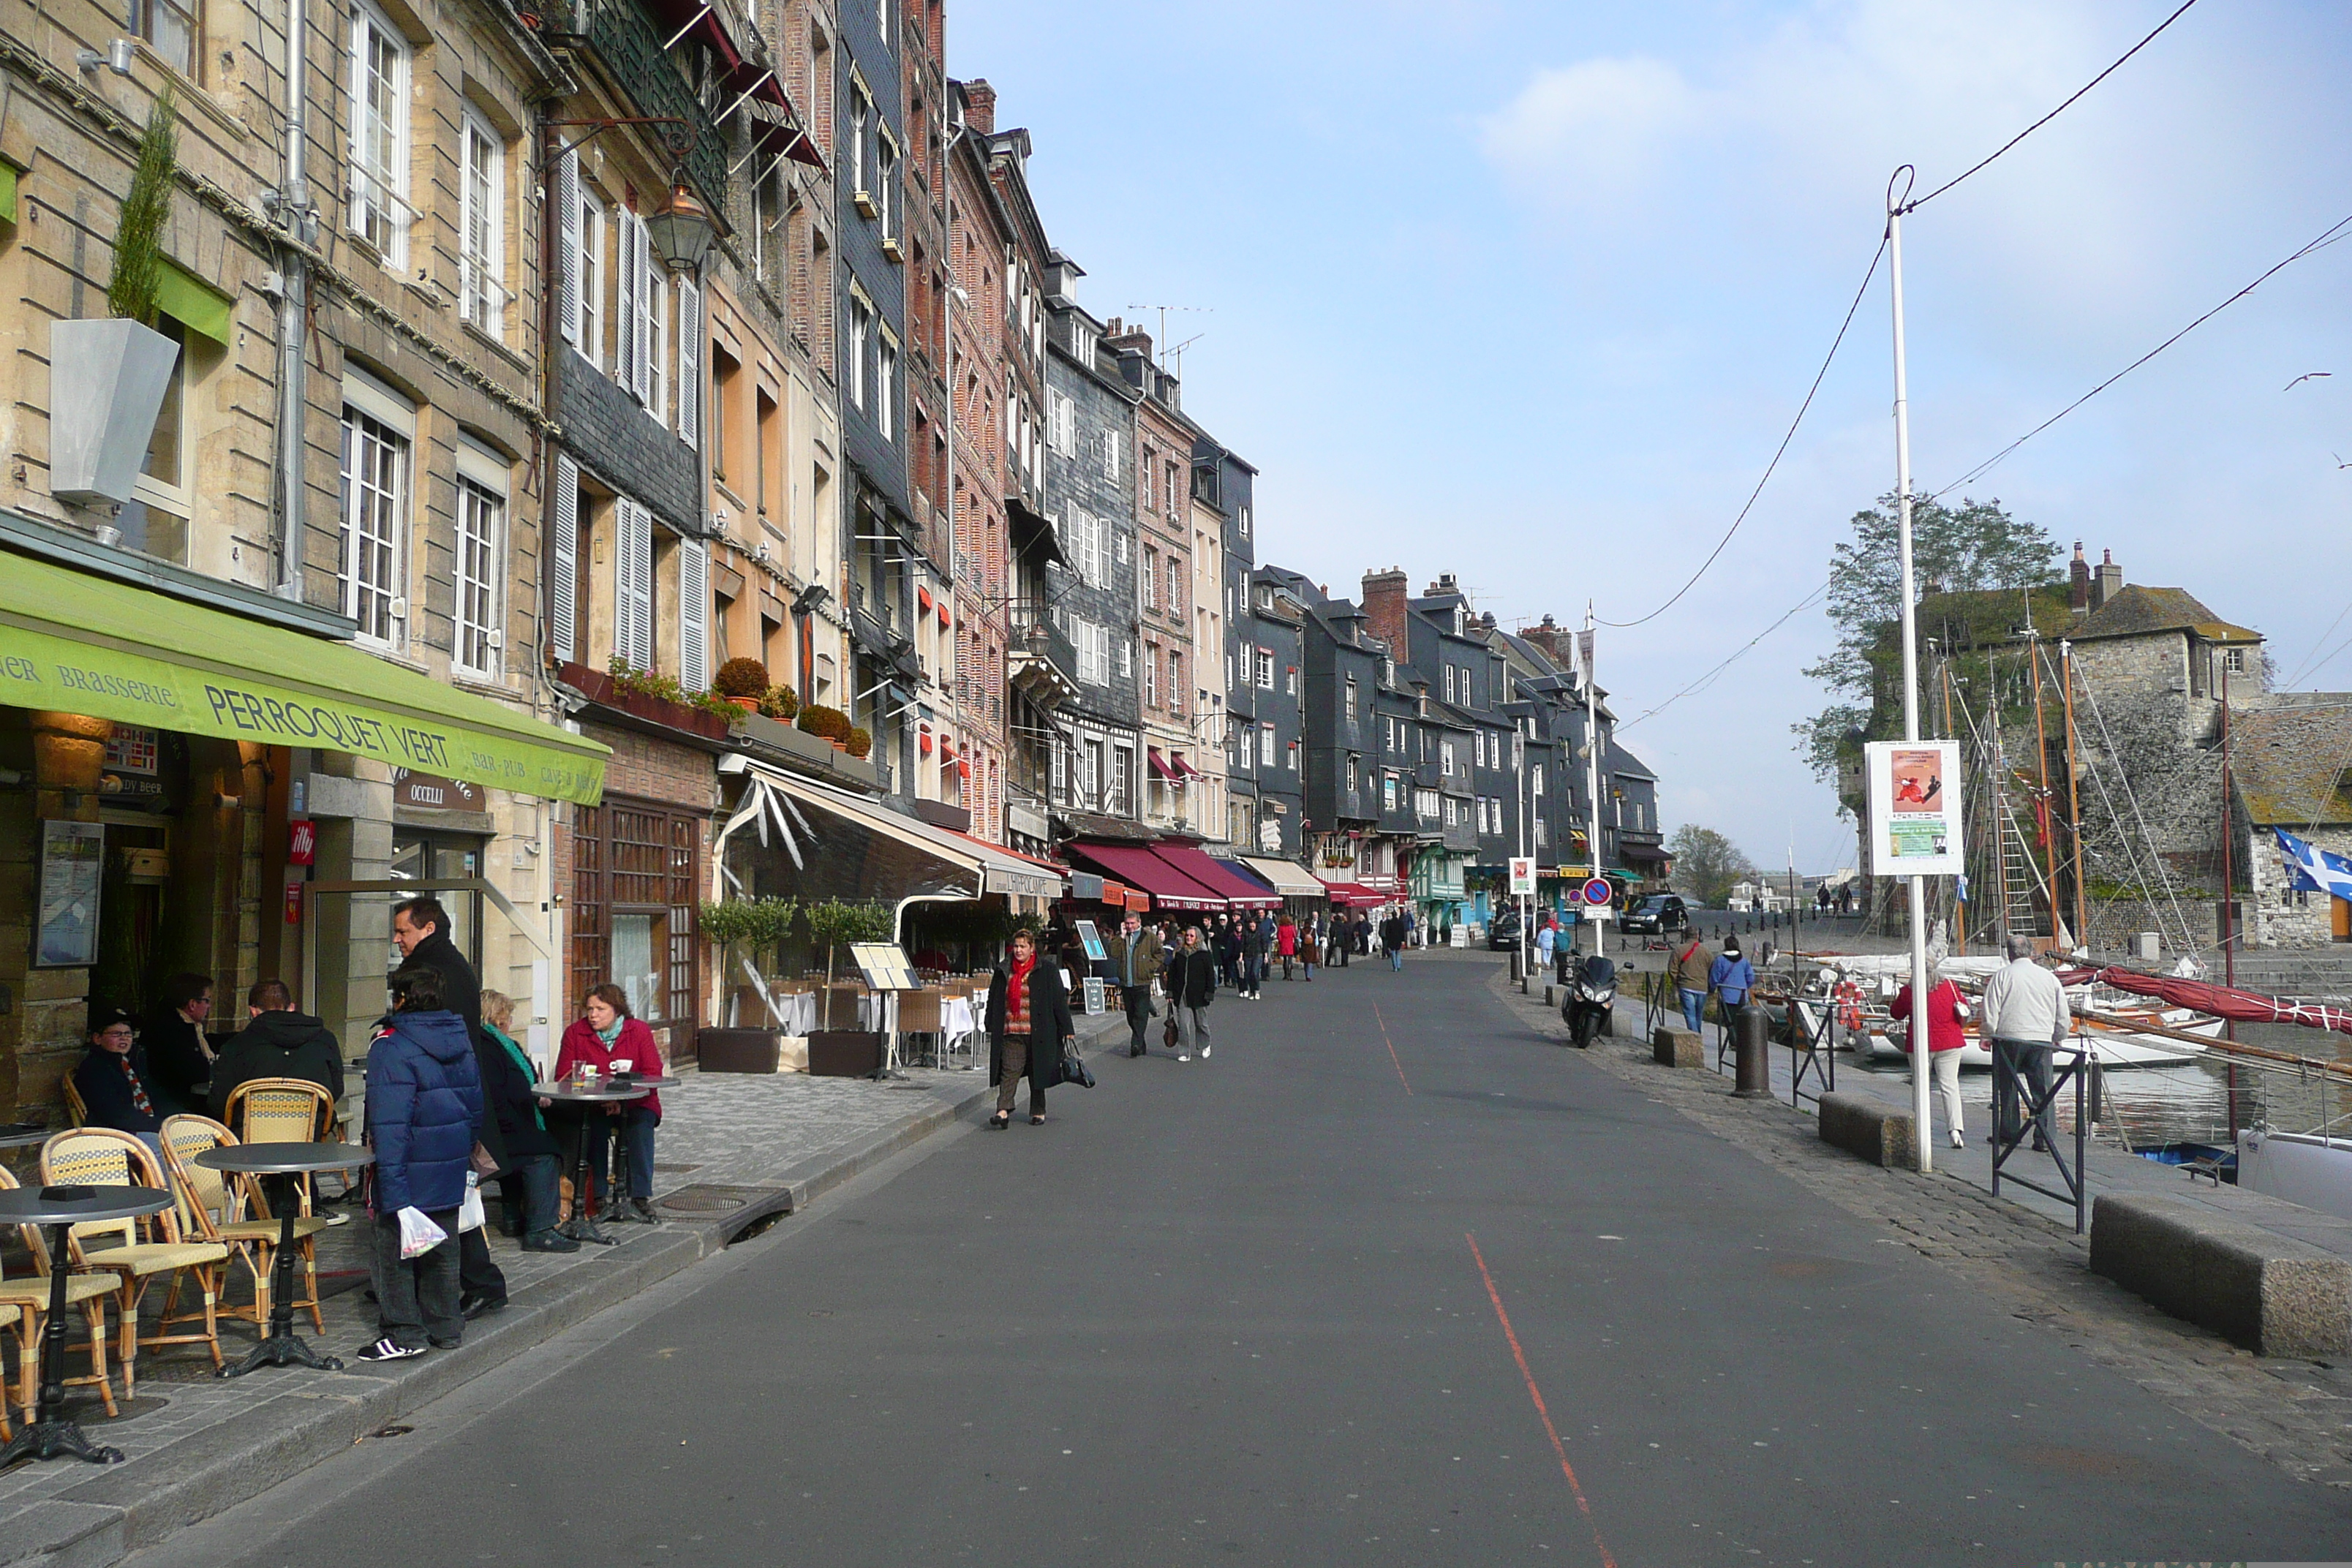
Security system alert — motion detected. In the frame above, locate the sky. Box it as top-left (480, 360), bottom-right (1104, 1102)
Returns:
top-left (949, 0), bottom-right (2352, 875)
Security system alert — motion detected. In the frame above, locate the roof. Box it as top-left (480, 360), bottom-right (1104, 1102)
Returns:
top-left (2231, 702), bottom-right (2352, 826)
top-left (1609, 742), bottom-right (1657, 783)
top-left (2072, 584), bottom-right (2261, 644)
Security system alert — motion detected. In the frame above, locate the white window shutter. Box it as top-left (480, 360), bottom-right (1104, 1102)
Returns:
top-left (550, 453), bottom-right (578, 659)
top-left (616, 213), bottom-right (639, 393)
top-left (678, 536), bottom-right (709, 692)
top-left (676, 279), bottom-right (701, 449)
top-left (632, 221), bottom-right (653, 405)
top-left (614, 497), bottom-right (652, 669)
top-left (557, 152), bottom-right (581, 347)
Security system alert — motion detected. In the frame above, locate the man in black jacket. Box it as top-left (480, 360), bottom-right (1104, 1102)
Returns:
top-left (1161, 925), bottom-right (1218, 1063)
top-left (209, 980), bottom-right (344, 1118)
top-left (393, 896), bottom-right (513, 1315)
top-left (72, 1007), bottom-right (165, 1157)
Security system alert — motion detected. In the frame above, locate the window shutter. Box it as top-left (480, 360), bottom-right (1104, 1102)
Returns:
top-left (615, 498), bottom-right (653, 669)
top-left (557, 154), bottom-right (582, 346)
top-left (632, 219), bottom-right (653, 405)
top-left (676, 279), bottom-right (701, 449)
top-left (679, 536), bottom-right (709, 693)
top-left (550, 453), bottom-right (578, 658)
top-left (616, 212), bottom-right (639, 393)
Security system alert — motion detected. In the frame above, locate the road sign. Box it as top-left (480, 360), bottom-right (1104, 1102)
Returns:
top-left (1582, 878), bottom-right (1613, 907)
top-left (1508, 856), bottom-right (1536, 896)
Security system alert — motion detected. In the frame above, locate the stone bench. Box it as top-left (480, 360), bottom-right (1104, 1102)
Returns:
top-left (1652, 1027), bottom-right (1703, 1069)
top-left (2089, 1193), bottom-right (2352, 1357)
top-left (1818, 1092), bottom-right (1917, 1170)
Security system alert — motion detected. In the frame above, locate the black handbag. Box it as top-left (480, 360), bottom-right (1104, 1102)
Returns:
top-left (1060, 1039), bottom-right (1096, 1089)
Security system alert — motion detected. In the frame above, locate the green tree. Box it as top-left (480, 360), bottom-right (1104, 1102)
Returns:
top-left (1666, 825), bottom-right (1756, 906)
top-left (1793, 493), bottom-right (2061, 783)
top-left (108, 88), bottom-right (178, 325)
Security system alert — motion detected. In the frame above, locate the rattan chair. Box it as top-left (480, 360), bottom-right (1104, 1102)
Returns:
top-left (222, 1077), bottom-right (338, 1213)
top-left (0, 1165), bottom-right (123, 1423)
top-left (39, 1129), bottom-right (230, 1395)
top-left (159, 1115), bottom-right (329, 1335)
top-left (60, 1074), bottom-right (87, 1128)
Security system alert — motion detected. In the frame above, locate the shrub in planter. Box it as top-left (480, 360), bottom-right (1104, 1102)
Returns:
top-left (797, 704), bottom-right (853, 743)
top-left (845, 726), bottom-right (872, 759)
top-left (713, 657), bottom-right (770, 701)
top-left (759, 684), bottom-right (800, 722)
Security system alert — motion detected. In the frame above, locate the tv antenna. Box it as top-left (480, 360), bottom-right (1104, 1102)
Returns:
top-left (1126, 304), bottom-right (1213, 371)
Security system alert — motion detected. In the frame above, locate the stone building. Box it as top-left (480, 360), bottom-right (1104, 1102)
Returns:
top-left (1110, 322), bottom-right (1205, 832)
top-left (2232, 698), bottom-right (2352, 948)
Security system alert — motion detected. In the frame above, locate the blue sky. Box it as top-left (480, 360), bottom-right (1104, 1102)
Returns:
top-left (951, 0), bottom-right (2352, 874)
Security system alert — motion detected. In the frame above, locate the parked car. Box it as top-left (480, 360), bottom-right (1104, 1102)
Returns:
top-left (1620, 894), bottom-right (1690, 936)
top-left (1485, 910), bottom-right (1523, 950)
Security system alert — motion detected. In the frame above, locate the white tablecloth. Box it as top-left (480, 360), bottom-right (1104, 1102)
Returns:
top-left (767, 992), bottom-right (818, 1034)
top-left (940, 997), bottom-right (979, 1040)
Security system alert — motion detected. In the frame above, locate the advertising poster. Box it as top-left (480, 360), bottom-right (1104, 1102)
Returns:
top-left (1865, 739), bottom-right (1964, 877)
top-left (36, 820), bottom-right (104, 966)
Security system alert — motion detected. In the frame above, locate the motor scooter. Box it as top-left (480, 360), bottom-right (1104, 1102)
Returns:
top-left (1561, 953), bottom-right (1616, 1048)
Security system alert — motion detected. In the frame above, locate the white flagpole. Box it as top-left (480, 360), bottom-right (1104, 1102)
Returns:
top-left (1890, 170), bottom-right (1934, 1172)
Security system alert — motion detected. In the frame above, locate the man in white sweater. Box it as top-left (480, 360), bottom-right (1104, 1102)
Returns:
top-left (1977, 933), bottom-right (2070, 1151)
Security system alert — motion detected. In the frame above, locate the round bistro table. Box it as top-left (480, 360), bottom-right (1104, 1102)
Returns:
top-left (195, 1142), bottom-right (374, 1377)
top-left (537, 1082), bottom-right (650, 1245)
top-left (0, 1184), bottom-right (170, 1466)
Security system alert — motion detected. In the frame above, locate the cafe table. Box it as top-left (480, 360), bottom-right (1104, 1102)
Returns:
top-left (537, 1080), bottom-right (652, 1245)
top-left (195, 1142), bottom-right (374, 1377)
top-left (0, 1183), bottom-right (170, 1466)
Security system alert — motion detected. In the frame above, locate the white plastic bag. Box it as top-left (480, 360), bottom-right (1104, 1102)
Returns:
top-left (396, 1205), bottom-right (448, 1259)
top-left (456, 1171), bottom-right (485, 1234)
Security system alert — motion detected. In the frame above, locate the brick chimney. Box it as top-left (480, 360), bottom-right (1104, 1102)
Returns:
top-left (2092, 548), bottom-right (2123, 612)
top-left (2068, 541), bottom-right (2091, 614)
top-left (1360, 568), bottom-right (1409, 663)
top-left (962, 79), bottom-right (996, 135)
top-left (1520, 613), bottom-right (1569, 666)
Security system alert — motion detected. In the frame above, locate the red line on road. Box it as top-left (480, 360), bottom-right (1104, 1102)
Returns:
top-left (1372, 1003), bottom-right (1413, 1095)
top-left (1466, 1232), bottom-right (1618, 1568)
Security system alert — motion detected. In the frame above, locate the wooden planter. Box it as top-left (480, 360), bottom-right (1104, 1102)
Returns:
top-left (558, 660), bottom-right (732, 742)
top-left (697, 1028), bottom-right (782, 1073)
top-left (807, 1030), bottom-right (883, 1077)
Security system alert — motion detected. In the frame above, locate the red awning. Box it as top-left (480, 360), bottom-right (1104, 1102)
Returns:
top-left (1322, 882), bottom-right (1385, 908)
top-left (1063, 840), bottom-right (1226, 912)
top-left (1169, 753), bottom-right (1203, 780)
top-left (1147, 747), bottom-right (1177, 781)
top-left (644, 0), bottom-right (826, 170)
top-left (1152, 843), bottom-right (1278, 909)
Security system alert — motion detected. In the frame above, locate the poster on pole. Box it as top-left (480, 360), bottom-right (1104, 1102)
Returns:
top-left (1864, 739), bottom-right (1963, 877)
top-left (1508, 856), bottom-right (1536, 896)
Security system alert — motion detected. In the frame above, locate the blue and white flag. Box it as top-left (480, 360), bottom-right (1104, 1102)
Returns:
top-left (2274, 826), bottom-right (2352, 900)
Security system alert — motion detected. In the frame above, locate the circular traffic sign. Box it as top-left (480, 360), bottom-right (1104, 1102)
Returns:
top-left (1582, 878), bottom-right (1613, 906)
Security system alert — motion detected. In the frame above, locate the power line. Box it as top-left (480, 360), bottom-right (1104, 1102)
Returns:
top-left (1598, 238), bottom-right (1886, 630)
top-left (1618, 577), bottom-right (1831, 731)
top-left (1901, 0), bottom-right (2203, 214)
top-left (1926, 211), bottom-right (2352, 501)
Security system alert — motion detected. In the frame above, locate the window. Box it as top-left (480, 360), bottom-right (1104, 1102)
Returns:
top-left (850, 82), bottom-right (871, 203)
top-left (1118, 639), bottom-right (1132, 679)
top-left (129, 0), bottom-right (194, 72)
top-left (1346, 753), bottom-right (1360, 792)
top-left (453, 472), bottom-right (502, 677)
top-left (1443, 664), bottom-right (1455, 704)
top-left (576, 190), bottom-right (606, 365)
top-left (1074, 618), bottom-right (1108, 685)
top-left (1254, 647), bottom-right (1274, 689)
top-left (1164, 461), bottom-right (1180, 516)
top-left (1168, 565), bottom-right (1183, 619)
top-left (1115, 529), bottom-right (1129, 565)
top-left (1169, 652), bottom-right (1183, 712)
top-left (877, 333), bottom-right (897, 440)
top-left (647, 277), bottom-right (669, 424)
top-left (1101, 429), bottom-right (1123, 482)
top-left (1286, 666), bottom-right (1297, 696)
top-left (1383, 772), bottom-right (1399, 812)
top-left (877, 135), bottom-right (898, 236)
top-left (1443, 797), bottom-right (1457, 829)
top-left (1140, 549), bottom-right (1156, 611)
top-left (1286, 739), bottom-right (1298, 772)
top-left (349, 1), bottom-right (411, 263)
top-left (1531, 763), bottom-right (1544, 794)
top-left (848, 296), bottom-right (870, 410)
top-left (121, 318), bottom-right (190, 562)
top-left (1344, 678), bottom-right (1359, 722)
top-left (1259, 723), bottom-right (1275, 766)
top-left (459, 110), bottom-right (505, 333)
top-left (1238, 504), bottom-right (1251, 539)
top-left (1112, 747), bottom-right (1134, 814)
top-left (1047, 388), bottom-right (1074, 456)
top-left (1144, 646), bottom-right (1158, 706)
top-left (338, 397), bottom-right (410, 647)
top-left (1441, 739), bottom-right (1456, 777)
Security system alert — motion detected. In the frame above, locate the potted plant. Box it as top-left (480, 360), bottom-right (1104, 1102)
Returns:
top-left (52, 90), bottom-right (186, 508)
top-left (758, 684), bottom-right (800, 723)
top-left (696, 896), bottom-right (801, 1068)
top-left (712, 657), bottom-right (770, 712)
top-left (803, 897), bottom-right (894, 1074)
top-left (796, 704), bottom-right (853, 751)
top-left (845, 725), bottom-right (872, 760)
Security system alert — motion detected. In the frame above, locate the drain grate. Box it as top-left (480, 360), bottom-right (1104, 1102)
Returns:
top-left (655, 1183), bottom-right (772, 1214)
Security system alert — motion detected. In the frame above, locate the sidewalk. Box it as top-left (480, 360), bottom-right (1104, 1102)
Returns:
top-left (0, 1007), bottom-right (1126, 1567)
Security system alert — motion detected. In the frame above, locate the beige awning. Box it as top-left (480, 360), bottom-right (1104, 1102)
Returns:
top-left (1239, 856), bottom-right (1327, 899)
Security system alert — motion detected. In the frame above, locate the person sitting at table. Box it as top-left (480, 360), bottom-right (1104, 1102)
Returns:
top-left (209, 979), bottom-right (344, 1122)
top-left (554, 985), bottom-right (664, 1225)
top-left (480, 989), bottom-right (573, 1254)
top-left (144, 971), bottom-right (218, 1117)
top-left (359, 962), bottom-right (482, 1362)
top-left (72, 1006), bottom-right (165, 1159)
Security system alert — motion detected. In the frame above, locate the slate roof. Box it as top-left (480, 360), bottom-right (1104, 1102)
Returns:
top-left (2230, 702), bottom-right (2352, 826)
top-left (2072, 584), bottom-right (2261, 644)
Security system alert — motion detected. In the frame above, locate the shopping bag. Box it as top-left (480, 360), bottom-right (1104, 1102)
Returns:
top-left (457, 1171), bottom-right (486, 1233)
top-left (1060, 1039), bottom-right (1096, 1089)
top-left (396, 1206), bottom-right (448, 1259)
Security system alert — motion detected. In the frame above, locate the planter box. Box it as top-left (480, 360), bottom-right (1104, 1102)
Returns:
top-left (50, 317), bottom-right (181, 505)
top-left (697, 1028), bottom-right (781, 1074)
top-left (807, 1030), bottom-right (883, 1077)
top-left (734, 709), bottom-right (883, 790)
top-left (557, 660), bottom-right (731, 742)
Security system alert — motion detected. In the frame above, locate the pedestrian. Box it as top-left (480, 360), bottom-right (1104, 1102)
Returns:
top-left (358, 962), bottom-right (482, 1362)
top-left (1104, 911), bottom-right (1164, 1058)
top-left (479, 989), bottom-right (573, 1254)
top-left (1401, 908), bottom-right (1418, 952)
top-left (1379, 911), bottom-right (1406, 972)
top-left (144, 971), bottom-right (217, 1117)
top-left (72, 1006), bottom-right (165, 1161)
top-left (1300, 913), bottom-right (1318, 981)
top-left (1709, 937), bottom-right (1754, 1033)
top-left (1240, 913), bottom-right (1267, 999)
top-left (1162, 924), bottom-right (1218, 1062)
top-left (1978, 933), bottom-right (2069, 1152)
top-left (209, 979), bottom-right (344, 1122)
top-left (1276, 914), bottom-right (1298, 981)
top-left (1327, 911), bottom-right (1349, 968)
top-left (1212, 916), bottom-right (1239, 990)
top-left (1534, 917), bottom-right (1556, 980)
top-left (554, 984), bottom-right (666, 1223)
top-left (985, 929), bottom-right (1071, 1126)
top-left (1893, 973), bottom-right (1971, 1151)
top-left (1670, 931), bottom-right (1715, 1036)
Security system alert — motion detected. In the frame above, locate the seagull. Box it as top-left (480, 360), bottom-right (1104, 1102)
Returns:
top-left (2284, 371), bottom-right (2333, 391)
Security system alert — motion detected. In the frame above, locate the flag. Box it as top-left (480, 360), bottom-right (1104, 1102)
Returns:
top-left (1577, 627), bottom-right (1596, 687)
top-left (2274, 826), bottom-right (2352, 900)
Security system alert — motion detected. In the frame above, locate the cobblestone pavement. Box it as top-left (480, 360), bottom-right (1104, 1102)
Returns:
top-left (1485, 960), bottom-right (2352, 1490)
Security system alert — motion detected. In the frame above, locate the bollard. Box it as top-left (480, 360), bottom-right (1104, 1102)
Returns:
top-left (1544, 983), bottom-right (1554, 1007)
top-left (1733, 1003), bottom-right (1771, 1097)
top-left (1510, 949), bottom-right (1523, 984)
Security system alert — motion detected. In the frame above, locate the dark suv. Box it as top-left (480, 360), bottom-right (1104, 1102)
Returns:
top-left (1621, 894), bottom-right (1689, 936)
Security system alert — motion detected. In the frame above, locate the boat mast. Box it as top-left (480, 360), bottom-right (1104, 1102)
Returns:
top-left (2060, 640), bottom-right (2087, 949)
top-left (1942, 657), bottom-right (1964, 954)
top-left (2220, 658), bottom-right (2239, 1142)
top-left (2026, 611), bottom-right (2064, 947)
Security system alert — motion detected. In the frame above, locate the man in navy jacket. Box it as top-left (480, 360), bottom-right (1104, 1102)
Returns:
top-left (358, 962), bottom-right (483, 1361)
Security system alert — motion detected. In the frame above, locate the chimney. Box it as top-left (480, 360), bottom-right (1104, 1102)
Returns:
top-left (962, 79), bottom-right (996, 135)
top-left (2068, 541), bottom-right (2091, 614)
top-left (1360, 568), bottom-right (1409, 665)
top-left (1429, 572), bottom-right (1460, 597)
top-left (1520, 614), bottom-right (1569, 666)
top-left (2092, 549), bottom-right (2123, 612)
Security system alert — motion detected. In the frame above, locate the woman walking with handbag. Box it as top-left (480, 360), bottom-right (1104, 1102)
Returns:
top-left (985, 930), bottom-right (1072, 1128)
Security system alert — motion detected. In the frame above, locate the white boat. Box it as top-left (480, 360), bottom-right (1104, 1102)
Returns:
top-left (2238, 1128), bottom-right (2352, 1224)
top-left (1786, 954), bottom-right (2215, 1068)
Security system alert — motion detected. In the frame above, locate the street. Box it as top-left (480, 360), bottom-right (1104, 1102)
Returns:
top-left (129, 951), bottom-right (2345, 1567)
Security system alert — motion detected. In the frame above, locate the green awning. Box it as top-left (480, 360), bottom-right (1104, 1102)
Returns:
top-left (155, 259), bottom-right (232, 346)
top-left (0, 551), bottom-right (607, 803)
top-left (0, 162), bottom-right (18, 225)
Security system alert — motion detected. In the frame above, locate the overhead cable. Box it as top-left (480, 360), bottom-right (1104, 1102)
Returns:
top-left (1618, 578), bottom-right (1831, 731)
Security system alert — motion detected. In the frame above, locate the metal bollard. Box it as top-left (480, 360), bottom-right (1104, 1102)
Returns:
top-left (1510, 949), bottom-right (1523, 984)
top-left (1733, 1003), bottom-right (1771, 1097)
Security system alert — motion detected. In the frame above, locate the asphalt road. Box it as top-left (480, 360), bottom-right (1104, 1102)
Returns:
top-left (132, 951), bottom-right (2347, 1566)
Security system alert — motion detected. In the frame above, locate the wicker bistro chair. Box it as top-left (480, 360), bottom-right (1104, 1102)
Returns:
top-left (60, 1074), bottom-right (87, 1128)
top-left (39, 1129), bottom-right (230, 1396)
top-left (223, 1077), bottom-right (339, 1213)
top-left (159, 1115), bottom-right (329, 1335)
top-left (0, 1165), bottom-right (124, 1423)
top-left (895, 988), bottom-right (945, 1067)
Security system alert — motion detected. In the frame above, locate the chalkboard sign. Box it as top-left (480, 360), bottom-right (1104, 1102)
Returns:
top-left (1082, 976), bottom-right (1107, 1015)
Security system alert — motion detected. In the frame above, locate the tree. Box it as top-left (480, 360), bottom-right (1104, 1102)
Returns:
top-left (1667, 825), bottom-right (1756, 906)
top-left (1794, 493), bottom-right (2061, 784)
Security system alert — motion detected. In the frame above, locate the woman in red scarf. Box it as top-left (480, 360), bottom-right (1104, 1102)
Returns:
top-left (984, 930), bottom-right (1073, 1128)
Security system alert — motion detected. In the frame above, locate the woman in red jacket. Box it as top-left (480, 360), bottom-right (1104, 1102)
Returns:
top-left (554, 984), bottom-right (665, 1223)
top-left (1893, 975), bottom-right (1970, 1150)
top-left (1275, 917), bottom-right (1298, 981)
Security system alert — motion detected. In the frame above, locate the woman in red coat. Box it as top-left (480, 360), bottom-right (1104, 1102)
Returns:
top-left (1893, 975), bottom-right (1970, 1150)
top-left (554, 984), bottom-right (664, 1223)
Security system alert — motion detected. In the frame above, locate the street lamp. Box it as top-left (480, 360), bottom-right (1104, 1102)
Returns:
top-left (645, 184), bottom-right (717, 274)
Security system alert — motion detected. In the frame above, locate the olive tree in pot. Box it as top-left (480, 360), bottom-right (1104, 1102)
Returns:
top-left (804, 898), bottom-right (893, 1030)
top-left (52, 91), bottom-right (186, 508)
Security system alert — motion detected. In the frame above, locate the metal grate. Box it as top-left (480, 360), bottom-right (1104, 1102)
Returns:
top-left (655, 1183), bottom-right (774, 1214)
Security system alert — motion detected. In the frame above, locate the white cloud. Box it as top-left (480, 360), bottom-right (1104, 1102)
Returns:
top-left (1480, 56), bottom-right (1701, 201)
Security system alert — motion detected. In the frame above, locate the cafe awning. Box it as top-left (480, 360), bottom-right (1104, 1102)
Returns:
top-left (1063, 840), bottom-right (1226, 912)
top-left (0, 549), bottom-right (608, 802)
top-left (1316, 876), bottom-right (1388, 908)
top-left (731, 760), bottom-right (1066, 902)
top-left (1154, 843), bottom-right (1277, 909)
top-left (1238, 856), bottom-right (1327, 899)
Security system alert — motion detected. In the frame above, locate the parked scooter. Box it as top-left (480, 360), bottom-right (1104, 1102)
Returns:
top-left (1562, 954), bottom-right (1616, 1048)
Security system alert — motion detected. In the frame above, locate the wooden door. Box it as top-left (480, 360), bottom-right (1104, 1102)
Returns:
top-left (2333, 896), bottom-right (2350, 943)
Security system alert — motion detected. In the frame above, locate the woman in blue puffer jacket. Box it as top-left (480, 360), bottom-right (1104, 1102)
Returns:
top-left (359, 962), bottom-right (485, 1362)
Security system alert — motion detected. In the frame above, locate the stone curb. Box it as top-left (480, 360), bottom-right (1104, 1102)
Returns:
top-left (7, 1009), bottom-right (1129, 1567)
